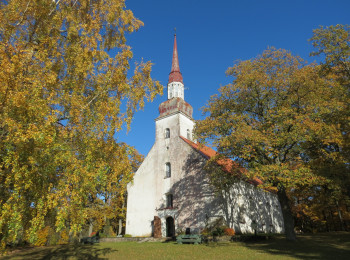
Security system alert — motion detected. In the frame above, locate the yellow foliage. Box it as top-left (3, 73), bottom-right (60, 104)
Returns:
top-left (58, 230), bottom-right (69, 245)
top-left (34, 226), bottom-right (50, 247)
top-left (0, 0), bottom-right (161, 248)
top-left (197, 48), bottom-right (346, 190)
top-left (196, 46), bottom-right (349, 239)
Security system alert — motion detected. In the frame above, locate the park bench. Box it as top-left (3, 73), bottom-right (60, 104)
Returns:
top-left (176, 234), bottom-right (202, 244)
top-left (80, 234), bottom-right (100, 244)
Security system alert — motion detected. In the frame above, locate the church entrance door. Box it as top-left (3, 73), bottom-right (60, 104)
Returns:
top-left (166, 216), bottom-right (175, 237)
top-left (153, 216), bottom-right (162, 238)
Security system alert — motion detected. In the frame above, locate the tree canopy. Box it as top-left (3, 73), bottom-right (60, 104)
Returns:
top-left (0, 0), bottom-right (162, 247)
top-left (195, 47), bottom-right (347, 240)
top-left (307, 25), bottom-right (350, 231)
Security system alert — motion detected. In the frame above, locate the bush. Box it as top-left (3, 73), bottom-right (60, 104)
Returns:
top-left (176, 229), bottom-right (185, 236)
top-left (124, 234), bottom-right (132, 237)
top-left (224, 228), bottom-right (235, 236)
top-left (200, 228), bottom-right (210, 237)
top-left (47, 229), bottom-right (59, 246)
top-left (35, 226), bottom-right (50, 246)
top-left (102, 225), bottom-right (116, 237)
top-left (58, 230), bottom-right (69, 245)
top-left (212, 227), bottom-right (225, 237)
top-left (99, 233), bottom-right (107, 238)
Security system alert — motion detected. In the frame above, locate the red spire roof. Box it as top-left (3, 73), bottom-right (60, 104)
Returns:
top-left (168, 34), bottom-right (183, 83)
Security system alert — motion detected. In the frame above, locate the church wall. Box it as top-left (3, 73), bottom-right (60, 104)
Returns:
top-left (168, 143), bottom-right (222, 234)
top-left (223, 181), bottom-right (284, 234)
top-left (127, 112), bottom-right (197, 237)
top-left (125, 145), bottom-right (157, 237)
top-left (127, 123), bottom-right (285, 237)
top-left (165, 144), bottom-right (285, 235)
top-left (126, 125), bottom-right (285, 237)
top-left (179, 114), bottom-right (195, 140)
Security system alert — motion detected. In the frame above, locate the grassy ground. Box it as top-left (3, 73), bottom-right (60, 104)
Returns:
top-left (1, 232), bottom-right (349, 260)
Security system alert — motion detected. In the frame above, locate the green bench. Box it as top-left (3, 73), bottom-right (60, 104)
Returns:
top-left (80, 235), bottom-right (99, 244)
top-left (176, 234), bottom-right (202, 244)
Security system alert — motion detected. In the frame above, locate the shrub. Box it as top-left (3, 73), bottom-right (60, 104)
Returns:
top-left (212, 227), bottom-right (225, 237)
top-left (99, 232), bottom-right (108, 238)
top-left (176, 229), bottom-right (185, 236)
top-left (224, 228), bottom-right (235, 236)
top-left (35, 226), bottom-right (50, 246)
top-left (124, 234), bottom-right (132, 237)
top-left (200, 228), bottom-right (210, 237)
top-left (47, 228), bottom-right (59, 246)
top-left (102, 225), bottom-right (116, 237)
top-left (58, 230), bottom-right (69, 245)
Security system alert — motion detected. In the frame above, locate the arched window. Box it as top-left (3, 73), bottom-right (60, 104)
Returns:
top-left (165, 128), bottom-right (170, 139)
top-left (165, 162), bottom-right (171, 177)
top-left (166, 194), bottom-right (173, 208)
top-left (187, 129), bottom-right (191, 140)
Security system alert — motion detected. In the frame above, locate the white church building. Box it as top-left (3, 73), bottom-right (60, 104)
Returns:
top-left (125, 35), bottom-right (284, 237)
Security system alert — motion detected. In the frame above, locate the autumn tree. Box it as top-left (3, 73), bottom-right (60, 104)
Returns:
top-left (306, 24), bottom-right (350, 230)
top-left (290, 183), bottom-right (350, 232)
top-left (85, 143), bottom-right (144, 236)
top-left (310, 24), bottom-right (350, 86)
top-left (195, 48), bottom-right (345, 240)
top-left (0, 0), bottom-right (161, 247)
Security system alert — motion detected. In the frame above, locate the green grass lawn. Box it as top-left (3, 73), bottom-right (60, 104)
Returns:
top-left (1, 232), bottom-right (350, 260)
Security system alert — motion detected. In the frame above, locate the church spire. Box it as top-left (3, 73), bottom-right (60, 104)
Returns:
top-left (168, 33), bottom-right (183, 84)
top-left (168, 32), bottom-right (185, 100)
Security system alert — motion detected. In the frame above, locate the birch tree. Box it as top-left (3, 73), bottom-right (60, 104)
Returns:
top-left (0, 0), bottom-right (161, 247)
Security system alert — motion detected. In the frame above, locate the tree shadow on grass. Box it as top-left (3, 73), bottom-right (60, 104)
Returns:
top-left (2, 243), bottom-right (117, 260)
top-left (241, 232), bottom-right (350, 260)
top-left (204, 242), bottom-right (232, 248)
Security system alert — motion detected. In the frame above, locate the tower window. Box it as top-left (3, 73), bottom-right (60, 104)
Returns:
top-left (187, 129), bottom-right (191, 140)
top-left (165, 128), bottom-right (170, 139)
top-left (166, 194), bottom-right (173, 208)
top-left (165, 162), bottom-right (171, 177)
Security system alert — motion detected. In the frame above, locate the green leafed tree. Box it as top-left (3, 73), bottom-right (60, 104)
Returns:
top-left (0, 0), bottom-right (162, 247)
top-left (195, 48), bottom-right (345, 240)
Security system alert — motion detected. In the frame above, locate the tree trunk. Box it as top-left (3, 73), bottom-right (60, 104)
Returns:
top-left (322, 210), bottom-right (329, 232)
top-left (88, 219), bottom-right (93, 237)
top-left (118, 218), bottom-right (122, 236)
top-left (118, 199), bottom-right (126, 236)
top-left (335, 200), bottom-right (345, 231)
top-left (277, 185), bottom-right (296, 241)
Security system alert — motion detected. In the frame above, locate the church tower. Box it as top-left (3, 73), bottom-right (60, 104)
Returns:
top-left (157, 33), bottom-right (194, 141)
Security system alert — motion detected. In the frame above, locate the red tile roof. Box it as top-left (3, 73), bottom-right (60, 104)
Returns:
top-left (180, 136), bottom-right (263, 186)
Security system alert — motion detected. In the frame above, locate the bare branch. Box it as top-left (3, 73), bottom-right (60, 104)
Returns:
top-left (15, 0), bottom-right (31, 26)
top-left (49, 0), bottom-right (61, 16)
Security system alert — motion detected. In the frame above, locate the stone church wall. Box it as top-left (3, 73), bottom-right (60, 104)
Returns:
top-left (126, 130), bottom-right (284, 237)
top-left (125, 145), bottom-right (157, 237)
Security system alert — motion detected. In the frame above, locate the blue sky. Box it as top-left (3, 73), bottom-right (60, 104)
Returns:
top-left (116, 0), bottom-right (350, 156)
